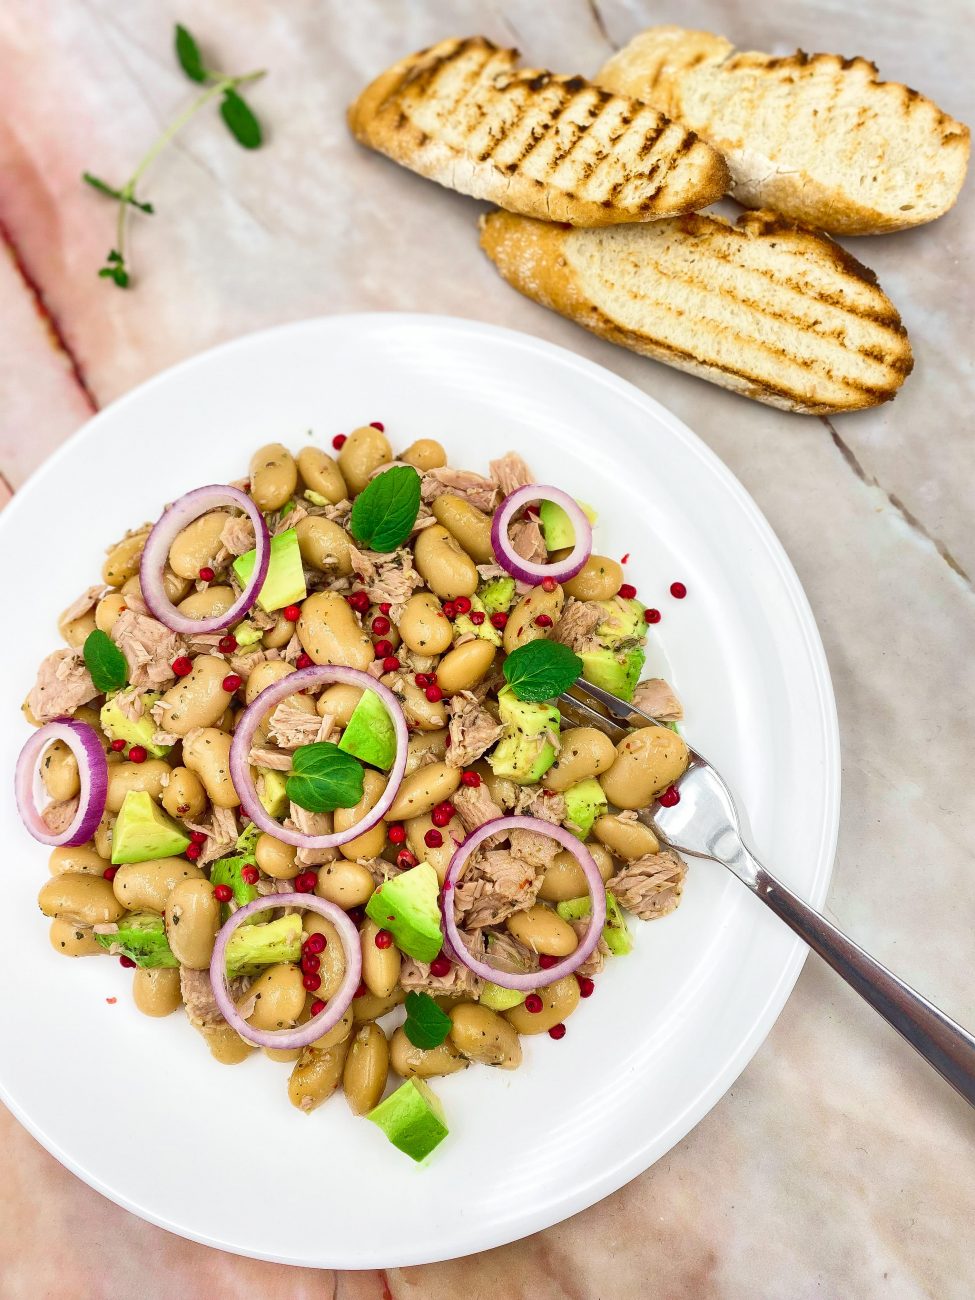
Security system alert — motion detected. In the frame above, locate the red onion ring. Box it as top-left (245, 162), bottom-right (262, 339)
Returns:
top-left (442, 816), bottom-right (606, 991)
top-left (210, 894), bottom-right (362, 1049)
top-left (139, 485), bottom-right (270, 634)
top-left (490, 485), bottom-right (592, 584)
top-left (14, 719), bottom-right (108, 847)
top-left (229, 665), bottom-right (408, 849)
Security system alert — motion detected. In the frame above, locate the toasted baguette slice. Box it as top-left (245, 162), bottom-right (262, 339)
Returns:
top-left (348, 35), bottom-right (728, 225)
top-left (597, 27), bottom-right (970, 235)
top-left (479, 208), bottom-right (912, 413)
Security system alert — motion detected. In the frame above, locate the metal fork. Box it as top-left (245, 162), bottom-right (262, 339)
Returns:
top-left (559, 677), bottom-right (975, 1108)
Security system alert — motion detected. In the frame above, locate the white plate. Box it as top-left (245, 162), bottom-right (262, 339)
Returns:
top-left (0, 314), bottom-right (839, 1268)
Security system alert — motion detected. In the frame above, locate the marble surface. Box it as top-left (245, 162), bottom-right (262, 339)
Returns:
top-left (1, 0), bottom-right (973, 1295)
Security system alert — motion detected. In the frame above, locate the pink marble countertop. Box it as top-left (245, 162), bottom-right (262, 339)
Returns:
top-left (1, 2), bottom-right (973, 1296)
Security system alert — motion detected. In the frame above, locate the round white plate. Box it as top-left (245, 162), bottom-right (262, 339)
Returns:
top-left (0, 314), bottom-right (839, 1268)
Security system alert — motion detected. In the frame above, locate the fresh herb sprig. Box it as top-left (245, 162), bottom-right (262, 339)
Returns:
top-left (503, 639), bottom-right (582, 702)
top-left (349, 465), bottom-right (422, 553)
top-left (82, 629), bottom-right (129, 693)
top-left (403, 992), bottom-right (453, 1050)
top-left (286, 742), bottom-right (365, 814)
top-left (83, 24), bottom-right (265, 287)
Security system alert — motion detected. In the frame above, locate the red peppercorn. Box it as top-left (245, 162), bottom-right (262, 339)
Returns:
top-left (128, 745), bottom-right (147, 764)
top-left (302, 972), bottom-right (322, 991)
top-left (576, 975), bottom-right (595, 998)
top-left (350, 591), bottom-right (370, 613)
top-left (658, 785), bottom-right (681, 808)
top-left (119, 955), bottom-right (136, 969)
top-left (332, 434), bottom-right (347, 450)
top-left (283, 604), bottom-right (302, 623)
top-left (369, 421), bottom-right (385, 431)
top-left (304, 933), bottom-right (327, 956)
top-left (301, 953), bottom-right (321, 975)
top-left (172, 655), bottom-right (193, 677)
top-left (387, 823), bottom-right (406, 844)
top-left (382, 656), bottom-right (400, 673)
top-left (310, 998), bottom-right (327, 1017)
top-left (429, 956), bottom-right (452, 977)
top-left (379, 602), bottom-right (391, 615)
top-left (541, 577), bottom-right (557, 593)
top-left (454, 596), bottom-right (472, 614)
top-left (534, 614), bottom-right (553, 628)
top-left (644, 608), bottom-right (661, 625)
top-left (548, 1023), bottom-right (567, 1040)
top-left (213, 884), bottom-right (233, 903)
top-left (396, 849), bottom-right (418, 870)
top-left (217, 634), bottom-right (238, 653)
top-left (490, 612), bottom-right (508, 630)
top-left (102, 866), bottom-right (118, 881)
top-left (414, 673), bottom-right (431, 688)
top-left (295, 871), bottom-right (317, 893)
top-left (198, 566), bottom-right (215, 582)
top-left (190, 830), bottom-right (207, 844)
top-left (470, 610), bottom-right (485, 625)
top-left (241, 865), bottom-right (259, 885)
top-left (110, 738), bottom-right (126, 752)
top-left (442, 601), bottom-right (457, 620)
top-left (424, 828), bottom-right (444, 848)
top-left (347, 906), bottom-right (366, 926)
top-left (296, 652), bottom-right (314, 669)
top-left (618, 583), bottom-right (637, 600)
top-left (670, 581), bottom-right (687, 599)
top-left (374, 929), bottom-right (394, 949)
top-left (371, 615), bottom-right (391, 636)
top-left (431, 803), bottom-right (453, 828)
top-left (538, 953), bottom-right (558, 969)
top-left (621, 553), bottom-right (630, 565)
top-left (373, 639), bottom-right (393, 658)
top-left (222, 674), bottom-right (242, 693)
top-left (425, 684), bottom-right (443, 703)
top-left (460, 770), bottom-right (481, 788)
top-left (524, 993), bottom-right (544, 1014)
top-left (354, 981), bottom-right (368, 998)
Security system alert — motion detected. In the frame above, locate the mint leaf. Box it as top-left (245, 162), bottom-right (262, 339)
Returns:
top-left (174, 24), bottom-right (207, 83)
top-left (83, 629), bottom-right (129, 693)
top-left (403, 991), bottom-right (452, 1050)
top-left (286, 742), bottom-right (364, 813)
top-left (349, 465), bottom-right (421, 552)
top-left (220, 88), bottom-right (262, 148)
top-left (503, 639), bottom-right (581, 702)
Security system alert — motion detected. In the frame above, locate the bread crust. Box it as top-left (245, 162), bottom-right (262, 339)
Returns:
top-left (348, 35), bottom-right (729, 225)
top-left (479, 208), bottom-right (913, 413)
top-left (598, 26), bottom-right (970, 235)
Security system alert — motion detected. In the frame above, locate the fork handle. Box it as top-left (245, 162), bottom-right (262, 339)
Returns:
top-left (745, 857), bottom-right (975, 1108)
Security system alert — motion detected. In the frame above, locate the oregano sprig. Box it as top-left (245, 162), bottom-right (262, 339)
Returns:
top-left (83, 23), bottom-right (266, 287)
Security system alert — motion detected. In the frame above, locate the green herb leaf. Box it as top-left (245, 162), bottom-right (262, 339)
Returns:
top-left (349, 465), bottom-right (421, 553)
top-left (503, 639), bottom-right (581, 702)
top-left (220, 88), bottom-right (262, 148)
top-left (403, 992), bottom-right (453, 1050)
top-left (286, 742), bottom-right (364, 813)
top-left (83, 629), bottom-right (129, 692)
top-left (174, 24), bottom-right (207, 83)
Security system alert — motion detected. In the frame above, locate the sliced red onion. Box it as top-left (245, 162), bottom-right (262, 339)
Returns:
top-left (490, 485), bottom-right (592, 584)
top-left (15, 719), bottom-right (108, 847)
top-left (139, 485), bottom-right (269, 634)
top-left (442, 816), bottom-right (606, 990)
top-left (229, 665), bottom-right (408, 849)
top-left (210, 894), bottom-right (361, 1049)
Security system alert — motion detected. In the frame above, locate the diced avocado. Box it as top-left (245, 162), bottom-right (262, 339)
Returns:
top-left (257, 768), bottom-right (289, 819)
top-left (111, 790), bottom-right (190, 865)
top-left (233, 527), bottom-right (306, 613)
top-left (210, 854), bottom-right (260, 922)
top-left (94, 911), bottom-right (178, 968)
top-left (365, 861), bottom-right (443, 963)
top-left (224, 913), bottom-right (303, 978)
top-left (480, 982), bottom-right (526, 1011)
top-left (539, 498), bottom-right (596, 551)
top-left (557, 889), bottom-right (632, 956)
top-left (236, 820), bottom-right (261, 858)
top-left (303, 489), bottom-right (331, 508)
top-left (594, 596), bottom-right (646, 643)
top-left (562, 777), bottom-right (608, 839)
top-left (579, 644), bottom-right (645, 703)
top-left (337, 690), bottom-right (397, 771)
top-left (231, 621), bottom-right (265, 647)
top-left (368, 1078), bottom-right (449, 1162)
top-left (100, 691), bottom-right (170, 758)
top-left (478, 576), bottom-right (515, 615)
top-left (454, 594), bottom-right (502, 646)
top-left (488, 686), bottom-right (559, 784)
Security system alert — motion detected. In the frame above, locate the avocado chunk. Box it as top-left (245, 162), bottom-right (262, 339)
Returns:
top-left (94, 911), bottom-right (178, 967)
top-left (233, 526), bottom-right (306, 613)
top-left (111, 790), bottom-right (190, 865)
top-left (488, 686), bottom-right (559, 784)
top-left (337, 690), bottom-right (397, 771)
top-left (365, 861), bottom-right (443, 963)
top-left (478, 576), bottom-right (516, 615)
top-left (579, 644), bottom-right (645, 703)
top-left (557, 889), bottom-right (632, 955)
top-left (562, 777), bottom-right (608, 839)
top-left (231, 621), bottom-right (264, 647)
top-left (368, 1078), bottom-right (449, 1162)
top-left (594, 596), bottom-right (646, 642)
top-left (210, 853), bottom-right (263, 923)
top-left (479, 982), bottom-right (526, 1011)
top-left (256, 768), bottom-right (289, 819)
top-left (100, 691), bottom-right (170, 758)
top-left (453, 594), bottom-right (502, 646)
top-left (538, 498), bottom-right (596, 551)
top-left (224, 913), bottom-right (303, 978)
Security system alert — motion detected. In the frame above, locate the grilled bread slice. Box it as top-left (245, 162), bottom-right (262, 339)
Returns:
top-left (348, 35), bottom-right (728, 225)
top-left (597, 27), bottom-right (970, 235)
top-left (479, 208), bottom-right (913, 413)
